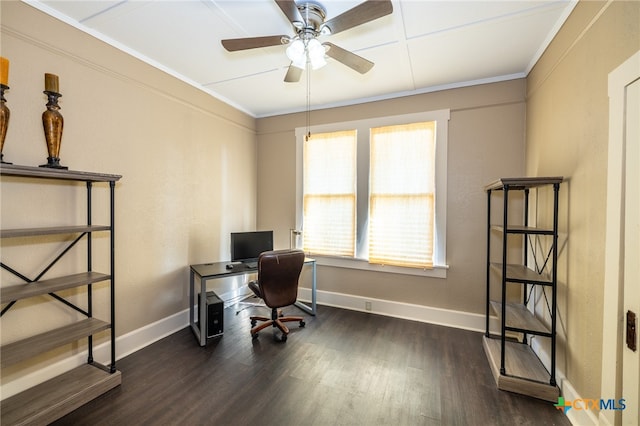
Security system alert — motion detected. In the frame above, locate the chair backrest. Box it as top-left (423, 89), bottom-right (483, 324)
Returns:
top-left (257, 249), bottom-right (305, 309)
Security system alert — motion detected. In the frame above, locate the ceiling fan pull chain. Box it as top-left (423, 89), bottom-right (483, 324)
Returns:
top-left (305, 64), bottom-right (311, 141)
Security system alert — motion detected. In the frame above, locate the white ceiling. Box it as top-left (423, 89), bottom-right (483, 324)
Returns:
top-left (29, 0), bottom-right (576, 118)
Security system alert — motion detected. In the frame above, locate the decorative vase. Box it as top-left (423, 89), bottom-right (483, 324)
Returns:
top-left (40, 91), bottom-right (67, 169)
top-left (0, 84), bottom-right (10, 164)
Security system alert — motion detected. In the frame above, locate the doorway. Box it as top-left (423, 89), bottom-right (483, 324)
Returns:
top-left (600, 50), bottom-right (640, 426)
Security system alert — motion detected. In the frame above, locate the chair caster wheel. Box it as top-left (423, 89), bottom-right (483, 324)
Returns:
top-left (251, 319), bottom-right (257, 327)
top-left (280, 333), bottom-right (288, 342)
top-left (252, 333), bottom-right (259, 340)
top-left (299, 320), bottom-right (305, 327)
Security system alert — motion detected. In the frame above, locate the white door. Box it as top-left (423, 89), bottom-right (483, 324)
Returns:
top-left (622, 76), bottom-right (639, 426)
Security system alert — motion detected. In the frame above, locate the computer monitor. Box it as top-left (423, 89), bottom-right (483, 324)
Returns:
top-left (230, 230), bottom-right (273, 263)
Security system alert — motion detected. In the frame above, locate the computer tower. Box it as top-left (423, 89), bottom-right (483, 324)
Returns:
top-left (198, 291), bottom-right (224, 338)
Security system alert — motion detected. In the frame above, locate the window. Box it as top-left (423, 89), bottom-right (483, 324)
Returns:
top-left (296, 110), bottom-right (449, 278)
top-left (369, 122), bottom-right (435, 268)
top-left (303, 130), bottom-right (357, 256)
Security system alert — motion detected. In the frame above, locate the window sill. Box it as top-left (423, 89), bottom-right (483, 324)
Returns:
top-left (312, 255), bottom-right (448, 279)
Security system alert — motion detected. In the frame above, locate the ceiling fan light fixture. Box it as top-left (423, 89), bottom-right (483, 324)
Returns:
top-left (307, 38), bottom-right (327, 70)
top-left (286, 39), bottom-right (306, 66)
top-left (310, 55), bottom-right (327, 70)
top-left (291, 57), bottom-right (307, 70)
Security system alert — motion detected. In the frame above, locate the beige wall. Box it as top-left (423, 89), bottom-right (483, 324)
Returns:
top-left (257, 79), bottom-right (526, 314)
top-left (1, 1), bottom-right (256, 381)
top-left (526, 0), bottom-right (639, 406)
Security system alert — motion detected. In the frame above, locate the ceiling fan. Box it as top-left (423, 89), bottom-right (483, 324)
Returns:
top-left (221, 0), bottom-right (393, 83)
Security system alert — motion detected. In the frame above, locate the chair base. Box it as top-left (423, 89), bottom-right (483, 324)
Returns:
top-left (250, 310), bottom-right (305, 342)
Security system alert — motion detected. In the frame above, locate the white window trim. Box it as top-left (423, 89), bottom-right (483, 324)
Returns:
top-left (295, 109), bottom-right (450, 278)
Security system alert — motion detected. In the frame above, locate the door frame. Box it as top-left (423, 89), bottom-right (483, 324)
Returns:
top-left (600, 49), bottom-right (640, 426)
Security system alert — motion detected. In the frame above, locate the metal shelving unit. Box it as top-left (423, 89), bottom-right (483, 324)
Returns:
top-left (0, 164), bottom-right (122, 425)
top-left (483, 176), bottom-right (563, 402)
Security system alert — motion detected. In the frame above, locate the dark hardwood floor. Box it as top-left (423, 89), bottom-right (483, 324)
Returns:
top-left (52, 304), bottom-right (571, 426)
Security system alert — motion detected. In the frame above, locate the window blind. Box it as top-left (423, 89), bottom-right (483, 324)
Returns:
top-left (303, 130), bottom-right (357, 256)
top-left (369, 122), bottom-right (436, 268)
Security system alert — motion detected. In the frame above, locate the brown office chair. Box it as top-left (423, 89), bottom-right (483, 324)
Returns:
top-left (248, 249), bottom-right (306, 342)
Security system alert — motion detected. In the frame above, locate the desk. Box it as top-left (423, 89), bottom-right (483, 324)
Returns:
top-left (189, 258), bottom-right (316, 346)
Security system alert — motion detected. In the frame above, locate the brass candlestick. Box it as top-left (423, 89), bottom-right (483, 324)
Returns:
top-left (40, 90), bottom-right (67, 169)
top-left (0, 84), bottom-right (10, 164)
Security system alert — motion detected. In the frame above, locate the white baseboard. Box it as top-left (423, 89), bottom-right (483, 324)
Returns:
top-left (297, 287), bottom-right (500, 333)
top-left (109, 308), bottom-right (190, 360)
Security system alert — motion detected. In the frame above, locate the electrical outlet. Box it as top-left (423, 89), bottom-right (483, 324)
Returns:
top-left (365, 301), bottom-right (372, 311)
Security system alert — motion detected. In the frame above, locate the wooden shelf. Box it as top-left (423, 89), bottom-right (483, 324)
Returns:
top-left (0, 272), bottom-right (111, 304)
top-left (1, 225), bottom-right (111, 238)
top-left (490, 301), bottom-right (551, 335)
top-left (0, 364), bottom-right (121, 426)
top-left (484, 176), bottom-right (563, 191)
top-left (490, 263), bottom-right (552, 285)
top-left (491, 225), bottom-right (555, 235)
top-left (483, 336), bottom-right (559, 402)
top-left (0, 163), bottom-right (121, 182)
top-left (1, 318), bottom-right (111, 368)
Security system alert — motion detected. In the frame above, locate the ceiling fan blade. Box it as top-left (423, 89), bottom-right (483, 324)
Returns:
top-left (321, 0), bottom-right (393, 35)
top-left (324, 42), bottom-right (374, 74)
top-left (275, 0), bottom-right (304, 26)
top-left (221, 35), bottom-right (288, 52)
top-left (284, 64), bottom-right (303, 83)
